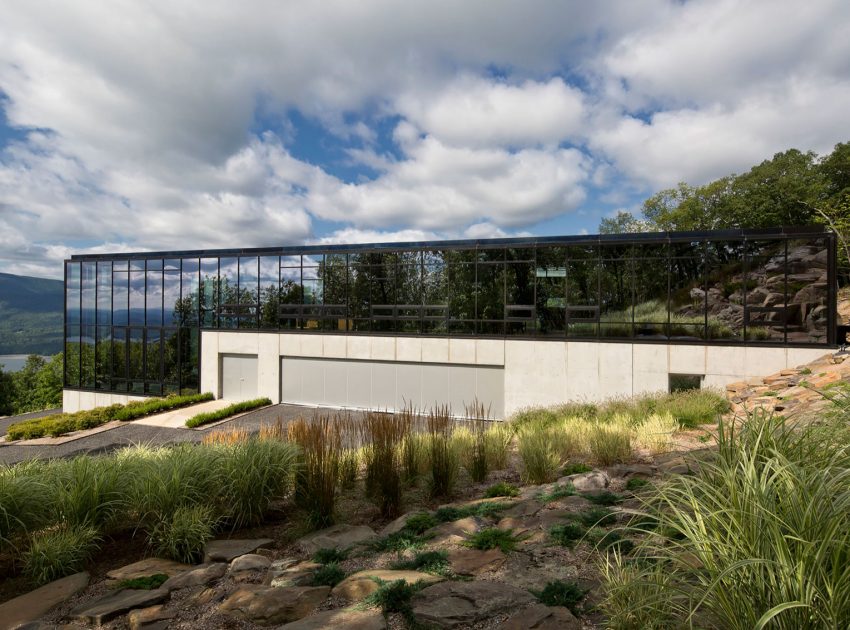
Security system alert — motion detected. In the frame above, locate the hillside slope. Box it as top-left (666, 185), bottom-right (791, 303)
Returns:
top-left (0, 272), bottom-right (63, 355)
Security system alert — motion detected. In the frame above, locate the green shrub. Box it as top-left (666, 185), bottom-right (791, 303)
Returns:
top-left (799, 367), bottom-right (812, 375)
top-left (625, 477), bottom-right (650, 492)
top-left (549, 522), bottom-right (586, 548)
top-left (434, 501), bottom-right (511, 523)
top-left (538, 482), bottom-right (576, 503)
top-left (583, 491), bottom-right (624, 506)
top-left (23, 524), bottom-right (101, 586)
top-left (588, 422), bottom-right (632, 465)
top-left (404, 512), bottom-right (438, 535)
top-left (532, 579), bottom-right (587, 615)
top-left (148, 503), bottom-right (217, 564)
top-left (313, 547), bottom-right (348, 564)
top-left (371, 530), bottom-right (429, 553)
top-left (113, 573), bottom-right (168, 590)
top-left (573, 507), bottom-right (616, 528)
top-left (463, 403), bottom-right (490, 483)
top-left (464, 527), bottom-right (520, 552)
top-left (601, 410), bottom-right (850, 629)
top-left (364, 578), bottom-right (423, 617)
top-left (50, 455), bottom-right (131, 531)
top-left (655, 389), bottom-right (729, 428)
top-left (561, 462), bottom-right (592, 476)
top-left (483, 482), bottom-right (519, 498)
top-left (590, 529), bottom-right (634, 554)
top-left (390, 550), bottom-right (449, 575)
top-left (311, 562), bottom-right (345, 587)
top-left (113, 393), bottom-right (214, 420)
top-left (185, 397), bottom-right (271, 428)
top-left (0, 466), bottom-right (53, 546)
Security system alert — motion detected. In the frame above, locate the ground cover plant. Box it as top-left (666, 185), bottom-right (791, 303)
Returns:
top-left (7, 392), bottom-right (214, 440)
top-left (483, 481), bottom-right (519, 498)
top-left (464, 527), bottom-right (520, 552)
top-left (532, 579), bottom-right (587, 615)
top-left (184, 397), bottom-right (271, 428)
top-left (600, 409), bottom-right (850, 629)
top-left (390, 550), bottom-right (449, 575)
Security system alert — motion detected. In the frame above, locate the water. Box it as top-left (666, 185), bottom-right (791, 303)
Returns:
top-left (0, 355), bottom-right (51, 373)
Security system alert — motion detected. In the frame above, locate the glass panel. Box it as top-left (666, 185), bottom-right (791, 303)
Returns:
top-left (81, 325), bottom-right (95, 388)
top-left (536, 246), bottom-right (566, 337)
top-left (128, 328), bottom-right (144, 389)
top-left (130, 259), bottom-right (145, 271)
top-left (786, 237), bottom-right (829, 343)
top-left (81, 261), bottom-right (96, 327)
top-left (218, 257), bottom-right (238, 329)
top-left (145, 328), bottom-right (162, 383)
top-left (259, 256), bottom-right (279, 329)
top-left (238, 256), bottom-right (259, 329)
top-left (129, 270), bottom-right (145, 325)
top-left (705, 240), bottom-right (744, 341)
top-left (164, 268), bottom-right (181, 327)
top-left (566, 246), bottom-right (599, 338)
top-left (744, 240), bottom-right (785, 342)
top-left (163, 328), bottom-right (179, 390)
top-left (111, 326), bottom-right (127, 392)
top-left (146, 269), bottom-right (163, 327)
top-left (396, 253), bottom-right (422, 333)
top-left (112, 259), bottom-right (128, 272)
top-left (65, 262), bottom-right (80, 326)
top-left (422, 252), bottom-right (448, 334)
top-left (200, 258), bottom-right (217, 327)
top-left (96, 261), bottom-right (112, 326)
top-left (95, 326), bottom-right (111, 389)
top-left (348, 253), bottom-right (370, 328)
top-left (164, 258), bottom-right (180, 271)
top-left (180, 328), bottom-right (200, 395)
top-left (633, 243), bottom-right (668, 338)
top-left (181, 258), bottom-right (200, 327)
top-left (64, 325), bottom-right (80, 387)
top-left (146, 258), bottom-right (162, 271)
top-left (279, 265), bottom-right (302, 330)
top-left (506, 261), bottom-right (535, 335)
top-left (477, 262), bottom-right (504, 321)
top-left (113, 270), bottom-right (129, 326)
top-left (448, 258), bottom-right (475, 334)
top-left (669, 248), bottom-right (706, 340)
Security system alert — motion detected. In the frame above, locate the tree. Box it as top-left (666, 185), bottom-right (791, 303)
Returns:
top-left (0, 363), bottom-right (14, 415)
top-left (598, 211), bottom-right (652, 234)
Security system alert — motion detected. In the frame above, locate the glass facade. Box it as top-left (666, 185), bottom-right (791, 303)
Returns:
top-left (64, 227), bottom-right (837, 394)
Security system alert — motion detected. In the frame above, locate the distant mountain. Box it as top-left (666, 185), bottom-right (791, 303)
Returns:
top-left (0, 272), bottom-right (63, 355)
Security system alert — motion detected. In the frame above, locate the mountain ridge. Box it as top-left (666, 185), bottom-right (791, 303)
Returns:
top-left (0, 272), bottom-right (63, 355)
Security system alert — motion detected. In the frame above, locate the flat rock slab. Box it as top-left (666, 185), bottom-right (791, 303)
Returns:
top-left (502, 603), bottom-right (581, 630)
top-left (412, 580), bottom-right (536, 628)
top-left (426, 516), bottom-right (484, 545)
top-left (539, 510), bottom-right (573, 530)
top-left (127, 604), bottom-right (176, 630)
top-left (332, 569), bottom-right (442, 601)
top-left (379, 512), bottom-right (415, 538)
top-left (502, 499), bottom-right (543, 519)
top-left (162, 562), bottom-right (227, 591)
top-left (220, 585), bottom-right (330, 625)
top-left (279, 607), bottom-right (387, 629)
top-left (497, 515), bottom-right (541, 537)
top-left (69, 588), bottom-right (169, 625)
top-left (230, 553), bottom-right (272, 573)
top-left (297, 524), bottom-right (377, 554)
top-left (106, 558), bottom-right (191, 581)
top-left (268, 561), bottom-right (322, 588)
top-left (0, 571), bottom-right (89, 630)
top-left (447, 548), bottom-right (506, 576)
top-left (204, 538), bottom-right (274, 563)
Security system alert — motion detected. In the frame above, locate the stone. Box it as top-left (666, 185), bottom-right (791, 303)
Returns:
top-left (501, 499), bottom-right (543, 519)
top-left (106, 558), bottom-right (191, 582)
top-left (496, 515), bottom-right (541, 537)
top-left (379, 512), bottom-right (416, 538)
top-left (0, 572), bottom-right (89, 630)
top-left (332, 569), bottom-right (442, 601)
top-left (69, 588), bottom-right (169, 625)
top-left (267, 561), bottom-right (322, 588)
top-left (219, 585), bottom-right (330, 625)
top-left (279, 607), bottom-right (387, 629)
top-left (189, 587), bottom-right (219, 606)
top-left (563, 470), bottom-right (609, 492)
top-left (447, 548), bottom-right (506, 576)
top-left (204, 538), bottom-right (274, 562)
top-left (230, 553), bottom-right (272, 573)
top-left (296, 524), bottom-right (377, 554)
top-left (127, 604), bottom-right (175, 630)
top-left (539, 509), bottom-right (573, 530)
top-left (502, 603), bottom-right (581, 630)
top-left (608, 463), bottom-right (656, 479)
top-left (161, 562), bottom-right (227, 591)
top-left (411, 580), bottom-right (535, 627)
top-left (426, 516), bottom-right (483, 544)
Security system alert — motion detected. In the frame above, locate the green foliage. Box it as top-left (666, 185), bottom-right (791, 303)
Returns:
top-left (583, 491), bottom-right (624, 506)
top-left (23, 525), bottom-right (100, 586)
top-left (371, 530), bottom-right (429, 553)
top-left (361, 411), bottom-right (409, 519)
top-left (517, 424), bottom-right (562, 484)
top-left (311, 562), bottom-right (345, 587)
top-left (589, 529), bottom-right (634, 555)
top-left (532, 580), bottom-right (587, 615)
top-left (549, 522), bottom-right (586, 548)
top-left (364, 578), bottom-right (423, 617)
top-left (588, 422), bottom-right (632, 465)
top-left (313, 547), bottom-right (348, 564)
top-left (113, 573), bottom-right (168, 590)
top-left (601, 410), bottom-right (850, 629)
top-left (483, 482), bottom-right (519, 498)
top-left (625, 477), bottom-right (650, 492)
top-left (538, 483), bottom-right (576, 503)
top-left (148, 503), bottom-right (217, 564)
top-left (464, 527), bottom-right (520, 553)
top-left (390, 550), bottom-right (449, 575)
top-left (434, 501), bottom-right (511, 523)
top-left (0, 272), bottom-right (63, 356)
top-left (799, 367), bottom-right (812, 375)
top-left (289, 415), bottom-right (341, 530)
top-left (427, 408), bottom-right (459, 498)
top-left (8, 392), bottom-right (214, 440)
top-left (404, 512), bottom-right (438, 535)
top-left (573, 507), bottom-right (616, 528)
top-left (184, 397), bottom-right (270, 428)
top-left (561, 462), bottom-right (592, 476)
top-left (338, 448), bottom-right (359, 490)
top-left (0, 465), bottom-right (53, 547)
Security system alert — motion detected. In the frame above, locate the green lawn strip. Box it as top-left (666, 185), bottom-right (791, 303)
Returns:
top-left (185, 398), bottom-right (272, 428)
top-left (6, 393), bottom-right (214, 440)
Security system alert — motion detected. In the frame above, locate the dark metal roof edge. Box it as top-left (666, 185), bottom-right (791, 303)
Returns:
top-left (68, 225), bottom-right (830, 261)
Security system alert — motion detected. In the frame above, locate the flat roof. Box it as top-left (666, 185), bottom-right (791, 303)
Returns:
top-left (69, 225), bottom-right (829, 261)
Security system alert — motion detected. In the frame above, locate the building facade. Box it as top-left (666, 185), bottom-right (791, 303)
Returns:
top-left (62, 227), bottom-right (837, 417)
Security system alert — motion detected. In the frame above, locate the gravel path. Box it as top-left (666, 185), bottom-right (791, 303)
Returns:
top-left (0, 404), bottom-right (362, 465)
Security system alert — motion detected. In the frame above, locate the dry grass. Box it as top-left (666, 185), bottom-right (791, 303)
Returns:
top-left (288, 414), bottom-right (342, 529)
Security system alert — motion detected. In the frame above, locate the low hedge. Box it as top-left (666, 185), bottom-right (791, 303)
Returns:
top-left (6, 393), bottom-right (214, 441)
top-left (185, 398), bottom-right (272, 428)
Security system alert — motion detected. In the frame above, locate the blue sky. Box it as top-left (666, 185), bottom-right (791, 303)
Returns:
top-left (1, 0), bottom-right (849, 278)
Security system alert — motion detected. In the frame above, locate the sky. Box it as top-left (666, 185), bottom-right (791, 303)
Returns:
top-left (1, 0), bottom-right (849, 279)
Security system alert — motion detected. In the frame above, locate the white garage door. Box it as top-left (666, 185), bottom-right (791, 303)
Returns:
top-left (221, 354), bottom-right (258, 401)
top-left (281, 357), bottom-right (504, 418)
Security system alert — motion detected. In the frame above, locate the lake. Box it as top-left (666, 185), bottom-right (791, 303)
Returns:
top-left (0, 355), bottom-right (51, 373)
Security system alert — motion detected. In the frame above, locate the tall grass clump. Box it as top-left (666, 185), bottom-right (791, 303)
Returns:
top-left (460, 400), bottom-right (491, 482)
top-left (601, 409), bottom-right (850, 630)
top-left (361, 410), bottom-right (410, 518)
top-left (338, 447), bottom-right (360, 490)
top-left (517, 422), bottom-right (561, 484)
top-left (588, 417), bottom-right (632, 465)
top-left (48, 456), bottom-right (132, 532)
top-left (655, 388), bottom-right (730, 428)
top-left (23, 524), bottom-right (101, 586)
top-left (148, 503), bottom-right (217, 564)
top-left (633, 412), bottom-right (679, 455)
top-left (484, 422), bottom-right (513, 469)
top-left (427, 406), bottom-right (459, 498)
top-left (289, 415), bottom-right (341, 529)
top-left (400, 432), bottom-right (428, 485)
top-left (0, 464), bottom-right (53, 548)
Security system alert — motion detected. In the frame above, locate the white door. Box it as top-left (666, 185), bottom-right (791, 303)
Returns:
top-left (221, 354), bottom-right (258, 401)
top-left (280, 357), bottom-right (504, 418)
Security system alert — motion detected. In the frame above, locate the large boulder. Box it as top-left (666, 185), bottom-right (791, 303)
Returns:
top-left (204, 538), bottom-right (274, 563)
top-left (219, 585), bottom-right (330, 626)
top-left (411, 580), bottom-right (535, 627)
top-left (161, 562), bottom-right (227, 591)
top-left (561, 470), bottom-right (609, 492)
top-left (332, 569), bottom-right (442, 601)
top-left (230, 553), bottom-right (272, 573)
top-left (296, 524), bottom-right (377, 554)
top-left (0, 572), bottom-right (89, 630)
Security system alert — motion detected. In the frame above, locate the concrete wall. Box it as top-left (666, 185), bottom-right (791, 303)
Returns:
top-left (64, 332), bottom-right (830, 415)
top-left (62, 389), bottom-right (147, 414)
